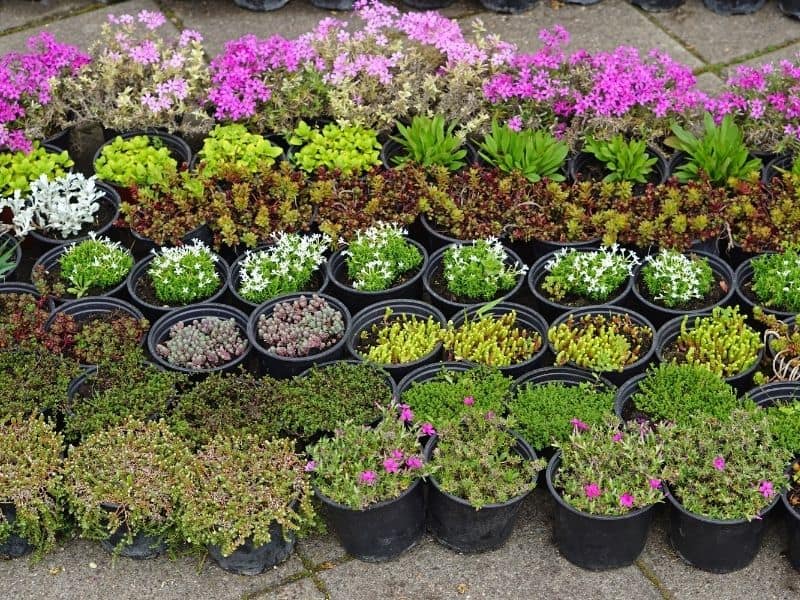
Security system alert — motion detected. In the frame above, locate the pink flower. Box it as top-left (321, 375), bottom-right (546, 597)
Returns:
top-left (405, 456), bottom-right (423, 470)
top-left (359, 470), bottom-right (377, 485)
top-left (179, 30), bottom-right (203, 47)
top-left (463, 396), bottom-right (474, 406)
top-left (137, 10), bottom-right (166, 30)
top-left (507, 116), bottom-right (523, 131)
top-left (584, 483), bottom-right (601, 499)
top-left (129, 40), bottom-right (160, 65)
top-left (649, 479), bottom-right (661, 490)
top-left (304, 460), bottom-right (316, 472)
top-left (619, 493), bottom-right (635, 508)
top-left (484, 411), bottom-right (496, 421)
top-left (570, 418), bottom-right (589, 432)
top-left (712, 456), bottom-right (726, 471)
top-left (420, 422), bottom-right (436, 436)
top-left (399, 404), bottom-right (414, 423)
top-left (390, 449), bottom-right (404, 461)
top-left (612, 432), bottom-right (623, 442)
top-left (759, 480), bottom-right (774, 499)
top-left (383, 458), bottom-right (400, 474)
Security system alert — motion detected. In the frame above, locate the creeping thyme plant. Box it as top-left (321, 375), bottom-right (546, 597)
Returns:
top-left (541, 245), bottom-right (640, 303)
top-left (662, 409), bottom-right (789, 521)
top-left (257, 294), bottom-right (345, 358)
top-left (391, 116), bottom-right (468, 171)
top-left (509, 380), bottom-right (615, 450)
top-left (442, 239), bottom-right (526, 301)
top-left (669, 306), bottom-right (762, 378)
top-left (640, 250), bottom-right (715, 309)
top-left (430, 410), bottom-right (545, 509)
top-left (94, 135), bottom-right (179, 188)
top-left (582, 136), bottom-right (658, 184)
top-left (196, 124), bottom-right (283, 178)
top-left (555, 419), bottom-right (665, 516)
top-left (343, 223), bottom-right (423, 292)
top-left (156, 317), bottom-right (248, 370)
top-left (479, 121), bottom-right (568, 182)
top-left (309, 405), bottom-right (433, 510)
top-left (147, 241), bottom-right (220, 305)
top-left (750, 246), bottom-right (800, 314)
top-left (549, 312), bottom-right (652, 373)
top-left (237, 233), bottom-right (329, 304)
top-left (0, 143), bottom-right (73, 197)
top-left (442, 310), bottom-right (542, 367)
top-left (358, 308), bottom-right (443, 365)
top-left (288, 120), bottom-right (381, 175)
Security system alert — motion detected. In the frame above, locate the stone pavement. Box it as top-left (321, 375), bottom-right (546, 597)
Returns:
top-left (2, 1), bottom-right (800, 598)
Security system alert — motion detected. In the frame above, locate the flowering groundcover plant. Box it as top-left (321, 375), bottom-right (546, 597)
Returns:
top-left (147, 241), bottom-right (221, 306)
top-left (342, 223), bottom-right (422, 292)
top-left (750, 246), bottom-right (800, 314)
top-left (640, 250), bottom-right (715, 309)
top-left (541, 245), bottom-right (639, 304)
top-left (441, 238), bottom-right (526, 301)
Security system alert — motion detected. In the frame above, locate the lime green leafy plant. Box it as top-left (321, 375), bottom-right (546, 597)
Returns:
top-left (288, 120), bottom-right (380, 175)
top-left (478, 121), bottom-right (568, 182)
top-left (392, 116), bottom-right (467, 171)
top-left (0, 143), bottom-right (73, 197)
top-left (197, 124), bottom-right (282, 177)
top-left (94, 135), bottom-right (178, 187)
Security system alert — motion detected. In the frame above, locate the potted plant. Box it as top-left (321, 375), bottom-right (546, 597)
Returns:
top-left (93, 134), bottom-right (185, 192)
top-left (546, 419), bottom-right (665, 570)
top-left (0, 416), bottom-right (65, 560)
top-left (424, 239), bottom-right (527, 317)
top-left (424, 409), bottom-right (545, 553)
top-left (661, 409), bottom-right (789, 573)
top-left (194, 124), bottom-right (283, 177)
top-left (308, 404), bottom-right (432, 562)
top-left (32, 235), bottom-right (133, 302)
top-left (756, 309), bottom-right (800, 383)
top-left (528, 245), bottom-right (640, 322)
top-left (0, 142), bottom-right (73, 197)
top-left (478, 121), bottom-right (568, 182)
top-left (382, 116), bottom-right (473, 171)
top-left (178, 434), bottom-right (314, 575)
top-left (655, 306), bottom-right (764, 392)
top-left (346, 301), bottom-right (446, 382)
top-left (0, 235), bottom-right (21, 282)
top-left (288, 120), bottom-right (381, 176)
top-left (632, 249), bottom-right (734, 328)
top-left (60, 418), bottom-right (193, 558)
top-left (247, 293), bottom-right (350, 378)
top-left (229, 232), bottom-right (330, 311)
top-left (398, 364), bottom-right (512, 431)
top-left (571, 135), bottom-right (667, 187)
top-left (127, 240), bottom-right (229, 320)
top-left (547, 307), bottom-right (656, 386)
top-left (735, 247), bottom-right (800, 320)
top-left (149, 304), bottom-right (250, 375)
top-left (0, 289), bottom-right (51, 350)
top-left (750, 383), bottom-right (800, 456)
top-left (615, 363), bottom-right (743, 424)
top-left (443, 303), bottom-right (547, 378)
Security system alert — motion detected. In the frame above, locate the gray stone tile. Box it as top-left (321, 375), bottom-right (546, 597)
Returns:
top-left (695, 71), bottom-right (725, 94)
top-left (650, 0), bottom-right (800, 65)
top-left (297, 531), bottom-right (350, 565)
top-left (0, 0), bottom-right (94, 35)
top-left (720, 41), bottom-right (800, 79)
top-left (319, 488), bottom-right (663, 600)
top-left (468, 0), bottom-right (703, 67)
top-left (637, 511), bottom-right (800, 599)
top-left (0, 0), bottom-right (172, 55)
top-left (256, 577), bottom-right (327, 599)
top-left (0, 539), bottom-right (306, 600)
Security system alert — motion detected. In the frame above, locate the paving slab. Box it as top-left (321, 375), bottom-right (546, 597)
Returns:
top-left (636, 510), bottom-right (799, 600)
top-left (0, 0), bottom-right (171, 55)
top-left (720, 40), bottom-right (800, 79)
top-left (0, 539), bottom-right (307, 600)
top-left (695, 71), bottom-right (725, 93)
top-left (0, 0), bottom-right (100, 35)
top-left (250, 577), bottom-right (327, 599)
top-left (468, 0), bottom-right (704, 67)
top-left (297, 531), bottom-right (350, 566)
top-left (318, 488), bottom-right (663, 600)
top-left (650, 0), bottom-right (800, 66)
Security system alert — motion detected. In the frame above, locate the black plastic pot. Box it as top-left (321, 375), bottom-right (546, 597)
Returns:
top-left (762, 154), bottom-right (792, 186)
top-left (247, 292), bottom-right (351, 379)
top-left (783, 479), bottom-right (800, 571)
top-left (380, 140), bottom-right (478, 172)
top-left (316, 478), bottom-right (426, 562)
top-left (396, 361), bottom-right (473, 401)
top-left (326, 238), bottom-right (427, 314)
top-left (448, 302), bottom-right (549, 379)
top-left (0, 504), bottom-right (33, 559)
top-left (734, 255), bottom-right (798, 322)
top-left (228, 245), bottom-right (329, 314)
top-left (703, 0), bottom-right (765, 13)
top-left (43, 127), bottom-right (72, 153)
top-left (613, 373), bottom-right (649, 422)
top-left (654, 313), bottom-right (764, 393)
top-left (630, 0), bottom-right (684, 10)
top-left (234, 0), bottom-right (290, 8)
top-left (0, 232), bottom-right (22, 282)
top-left (527, 248), bottom-right (635, 324)
top-left (548, 307), bottom-right (656, 388)
top-left (32, 242), bottom-right (131, 304)
top-left (148, 303), bottom-right (251, 376)
top-left (568, 146), bottom-right (669, 185)
top-left (402, 0), bottom-right (454, 6)
top-left (514, 366), bottom-right (614, 393)
top-left (546, 452), bottom-right (656, 570)
top-left (631, 250), bottom-right (735, 329)
top-left (310, 0), bottom-right (353, 9)
top-left (478, 0), bottom-right (538, 10)
top-left (423, 433), bottom-right (537, 553)
top-left (127, 223), bottom-right (214, 260)
top-left (423, 243), bottom-right (526, 318)
top-left (208, 525), bottom-right (296, 575)
top-left (665, 485), bottom-right (778, 573)
top-left (779, 0), bottom-right (800, 17)
top-left (101, 527), bottom-right (166, 559)
top-left (747, 381), bottom-right (800, 407)
top-left (126, 252), bottom-right (230, 322)
top-left (347, 300), bottom-right (447, 383)
top-left (418, 215), bottom-right (474, 253)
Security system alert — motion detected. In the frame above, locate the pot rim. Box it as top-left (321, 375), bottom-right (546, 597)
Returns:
top-left (313, 476), bottom-right (422, 513)
top-left (664, 482), bottom-right (781, 525)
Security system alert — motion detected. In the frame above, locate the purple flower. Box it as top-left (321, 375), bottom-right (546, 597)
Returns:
top-left (612, 432), bottom-right (623, 443)
top-left (359, 470), bottom-right (377, 485)
top-left (570, 418), bottom-right (589, 432)
top-left (507, 116), bottom-right (523, 131)
top-left (304, 460), bottom-right (316, 472)
top-left (399, 404), bottom-right (414, 423)
top-left (484, 410), bottom-right (496, 421)
top-left (463, 396), bottom-right (474, 406)
top-left (584, 483), bottom-right (601, 499)
top-left (759, 480), bottom-right (774, 499)
top-left (137, 10), bottom-right (166, 30)
top-left (712, 456), bottom-right (726, 471)
top-left (405, 456), bottom-right (423, 470)
top-left (179, 30), bottom-right (203, 47)
top-left (619, 493), bottom-right (635, 508)
top-left (129, 40), bottom-right (160, 65)
top-left (383, 458), bottom-right (400, 474)
top-left (649, 479), bottom-right (661, 490)
top-left (390, 449), bottom-right (404, 461)
top-left (420, 422), bottom-right (436, 436)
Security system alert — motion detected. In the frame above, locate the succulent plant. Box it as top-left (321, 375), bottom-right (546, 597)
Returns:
top-left (442, 311), bottom-right (542, 367)
top-left (256, 295), bottom-right (345, 358)
top-left (0, 293), bottom-right (50, 350)
top-left (359, 308), bottom-right (443, 365)
top-left (44, 311), bottom-right (149, 365)
top-left (156, 317), bottom-right (247, 370)
top-left (756, 308), bottom-right (800, 382)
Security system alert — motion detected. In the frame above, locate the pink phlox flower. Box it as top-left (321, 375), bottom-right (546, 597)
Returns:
top-left (420, 422), bottom-right (436, 436)
top-left (137, 10), bottom-right (166, 30)
top-left (649, 479), bottom-right (661, 490)
top-left (612, 432), bottom-right (623, 443)
top-left (405, 456), bottom-right (423, 470)
top-left (399, 404), bottom-right (414, 423)
top-left (179, 30), bottom-right (203, 47)
top-left (359, 470), bottom-right (378, 485)
top-left (619, 493), bottom-right (635, 508)
top-left (570, 418), bottom-right (589, 432)
top-left (129, 40), bottom-right (160, 65)
top-left (712, 456), bottom-right (726, 471)
top-left (383, 458), bottom-right (400, 474)
top-left (390, 449), bottom-right (404, 461)
top-left (758, 480), bottom-right (774, 499)
top-left (463, 396), bottom-right (475, 406)
top-left (507, 116), bottom-right (523, 131)
top-left (584, 483), bottom-right (601, 499)
top-left (304, 460), bottom-right (317, 472)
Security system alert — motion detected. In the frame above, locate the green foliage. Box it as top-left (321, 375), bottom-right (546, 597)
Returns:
top-left (93, 135), bottom-right (178, 188)
top-left (344, 223), bottom-right (423, 292)
top-left (401, 366), bottom-right (512, 429)
top-left (583, 136), bottom-right (658, 184)
top-left (197, 124), bottom-right (282, 177)
top-left (430, 411), bottom-right (545, 509)
top-left (0, 143), bottom-right (73, 196)
top-left (288, 120), bottom-right (380, 175)
top-left (57, 236), bottom-right (133, 298)
top-left (541, 245), bottom-right (639, 303)
top-left (0, 237), bottom-right (18, 281)
top-left (555, 419), bottom-right (665, 516)
top-left (764, 401), bottom-right (800, 454)
top-left (178, 435), bottom-right (315, 557)
top-left (359, 308), bottom-right (443, 365)
top-left (631, 364), bottom-right (744, 423)
top-left (392, 116), bottom-right (467, 171)
top-left (755, 308), bottom-right (800, 382)
top-left (442, 239), bottom-right (526, 301)
top-left (751, 247), bottom-right (800, 313)
top-left (442, 310), bottom-right (542, 368)
top-left (478, 121), bottom-right (567, 182)
top-left (667, 114), bottom-right (762, 186)
top-left (662, 409), bottom-right (789, 521)
top-left (509, 380), bottom-right (615, 450)
top-left (148, 240), bottom-right (220, 305)
top-left (641, 250), bottom-right (715, 309)
top-left (0, 416), bottom-right (66, 559)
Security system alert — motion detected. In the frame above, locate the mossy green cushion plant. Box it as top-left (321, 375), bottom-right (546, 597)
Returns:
top-left (391, 115), bottom-right (467, 171)
top-left (178, 434), bottom-right (315, 558)
top-left (197, 124), bottom-right (282, 178)
top-left (288, 120), bottom-right (380, 175)
top-left (358, 308), bottom-right (443, 365)
top-left (343, 223), bottom-right (423, 292)
top-left (641, 250), bottom-right (714, 309)
top-left (147, 240), bottom-right (220, 305)
top-left (763, 401), bottom-right (800, 455)
top-left (541, 245), bottom-right (640, 303)
top-left (48, 235), bottom-right (132, 298)
top-left (94, 135), bottom-right (178, 188)
top-left (583, 135), bottom-right (658, 184)
top-left (509, 380), bottom-right (615, 450)
top-left (750, 246), bottom-right (800, 313)
top-left (443, 239), bottom-right (526, 301)
top-left (478, 121), bottom-right (568, 182)
top-left (0, 416), bottom-right (66, 559)
top-left (0, 142), bottom-right (73, 197)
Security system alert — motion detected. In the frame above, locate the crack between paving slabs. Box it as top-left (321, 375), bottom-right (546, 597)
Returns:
top-left (694, 36), bottom-right (800, 76)
top-left (634, 6), bottom-right (711, 65)
top-left (0, 1), bottom-right (131, 38)
top-left (635, 558), bottom-right (675, 600)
